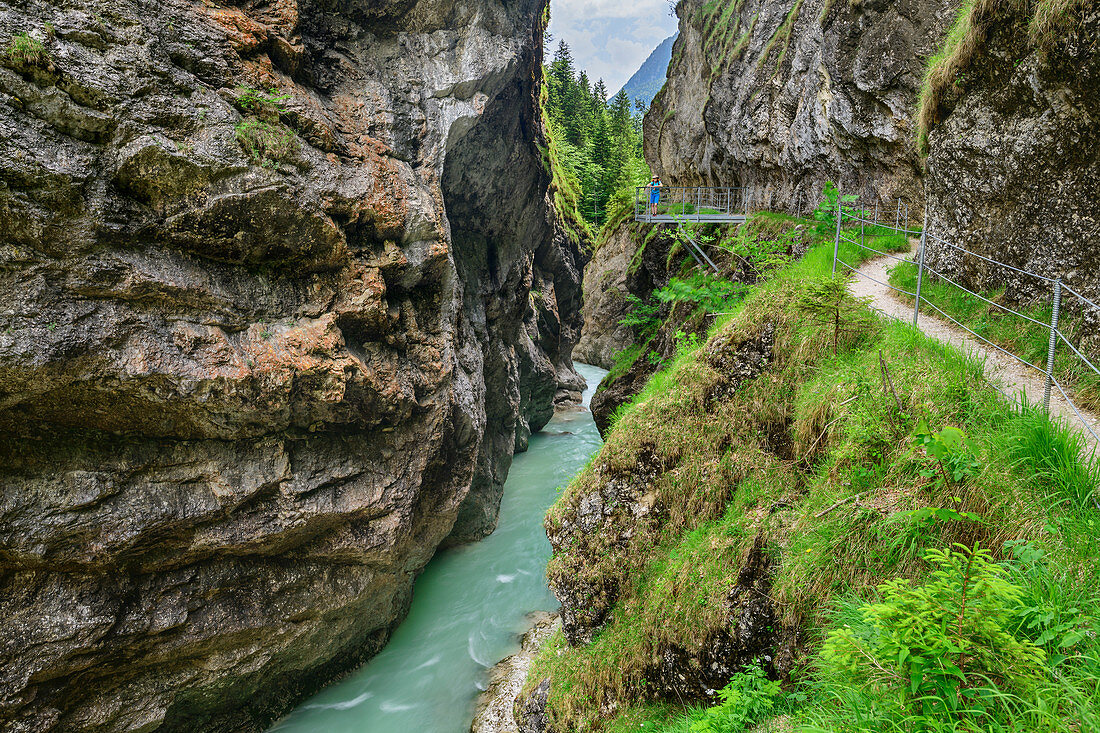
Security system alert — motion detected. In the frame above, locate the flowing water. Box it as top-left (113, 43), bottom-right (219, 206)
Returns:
top-left (269, 363), bottom-right (607, 733)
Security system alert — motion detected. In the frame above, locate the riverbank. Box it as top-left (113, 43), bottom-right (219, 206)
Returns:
top-left (266, 364), bottom-right (607, 733)
top-left (471, 611), bottom-right (561, 733)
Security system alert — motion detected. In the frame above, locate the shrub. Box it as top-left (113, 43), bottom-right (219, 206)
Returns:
top-left (689, 662), bottom-right (781, 733)
top-left (232, 85), bottom-right (290, 121)
top-left (796, 275), bottom-right (874, 355)
top-left (914, 419), bottom-right (982, 486)
top-left (4, 32), bottom-right (48, 68)
top-left (812, 181), bottom-right (858, 237)
top-left (820, 544), bottom-right (1046, 725)
top-left (655, 272), bottom-right (745, 313)
top-left (234, 118), bottom-right (297, 167)
top-left (619, 294), bottom-right (662, 340)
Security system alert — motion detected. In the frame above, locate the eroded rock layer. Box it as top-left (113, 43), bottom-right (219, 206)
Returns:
top-left (647, 0), bottom-right (954, 207)
top-left (0, 0), bottom-right (583, 730)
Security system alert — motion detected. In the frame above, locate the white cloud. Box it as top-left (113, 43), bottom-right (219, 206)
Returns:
top-left (547, 0), bottom-right (678, 93)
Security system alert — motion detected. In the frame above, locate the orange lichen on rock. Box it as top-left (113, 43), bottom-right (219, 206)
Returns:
top-left (198, 4), bottom-right (269, 54)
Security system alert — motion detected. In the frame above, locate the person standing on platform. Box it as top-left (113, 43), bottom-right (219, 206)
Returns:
top-left (648, 175), bottom-right (662, 217)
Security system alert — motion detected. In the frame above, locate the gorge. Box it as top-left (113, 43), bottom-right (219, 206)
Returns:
top-left (0, 0), bottom-right (584, 729)
top-left (2, 0), bottom-right (1100, 731)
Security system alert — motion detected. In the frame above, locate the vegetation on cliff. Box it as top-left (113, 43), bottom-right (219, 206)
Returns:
top-left (531, 217), bottom-right (1100, 732)
top-left (543, 41), bottom-right (651, 227)
top-left (916, 0), bottom-right (1095, 153)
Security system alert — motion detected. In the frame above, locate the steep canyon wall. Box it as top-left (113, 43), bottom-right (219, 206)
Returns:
top-left (0, 0), bottom-right (582, 730)
top-left (646, 0), bottom-right (956, 208)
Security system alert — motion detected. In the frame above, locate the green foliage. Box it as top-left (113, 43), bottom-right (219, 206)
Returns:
top-left (234, 118), bottom-right (297, 167)
top-left (4, 32), bottom-right (48, 68)
top-left (811, 181), bottom-right (858, 237)
top-left (688, 663), bottom-right (780, 733)
top-left (232, 85), bottom-right (291, 121)
top-left (796, 275), bottom-right (875, 354)
top-left (820, 544), bottom-right (1046, 726)
top-left (655, 272), bottom-right (745, 313)
top-left (914, 419), bottom-right (982, 486)
top-left (1004, 407), bottom-right (1099, 511)
top-left (544, 41), bottom-right (647, 228)
top-left (619, 294), bottom-right (662, 340)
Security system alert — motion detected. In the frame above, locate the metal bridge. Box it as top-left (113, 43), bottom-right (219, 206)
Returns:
top-left (634, 186), bottom-right (751, 224)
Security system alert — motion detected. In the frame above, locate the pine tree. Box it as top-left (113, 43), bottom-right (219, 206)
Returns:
top-left (592, 79), bottom-right (608, 109)
top-left (609, 90), bottom-right (632, 143)
top-left (548, 41), bottom-right (575, 122)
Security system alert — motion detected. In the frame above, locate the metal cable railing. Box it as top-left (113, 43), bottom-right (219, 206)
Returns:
top-left (831, 198), bottom-right (1100, 456)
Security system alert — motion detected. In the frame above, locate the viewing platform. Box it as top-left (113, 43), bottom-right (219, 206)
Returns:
top-left (634, 186), bottom-right (751, 224)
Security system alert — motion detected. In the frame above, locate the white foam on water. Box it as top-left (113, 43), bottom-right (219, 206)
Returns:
top-left (302, 691), bottom-right (374, 711)
top-left (412, 655), bottom-right (442, 671)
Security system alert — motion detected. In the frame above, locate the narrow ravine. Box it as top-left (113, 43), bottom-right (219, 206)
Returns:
top-left (267, 363), bottom-right (608, 733)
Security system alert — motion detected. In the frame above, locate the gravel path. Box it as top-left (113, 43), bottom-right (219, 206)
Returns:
top-left (848, 243), bottom-right (1100, 454)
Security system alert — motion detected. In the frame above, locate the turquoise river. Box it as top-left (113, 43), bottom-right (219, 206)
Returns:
top-left (269, 363), bottom-right (607, 733)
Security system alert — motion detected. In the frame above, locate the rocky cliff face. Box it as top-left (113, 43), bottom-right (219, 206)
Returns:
top-left (571, 226), bottom-right (639, 372)
top-left (647, 0), bottom-right (954, 209)
top-left (0, 0), bottom-right (582, 730)
top-left (923, 7), bottom-right (1100, 320)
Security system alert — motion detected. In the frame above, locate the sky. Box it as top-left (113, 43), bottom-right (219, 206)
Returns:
top-left (546, 0), bottom-right (680, 94)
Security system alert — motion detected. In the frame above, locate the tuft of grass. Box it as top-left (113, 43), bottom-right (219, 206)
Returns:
top-left (757, 0), bottom-right (805, 76)
top-left (1004, 406), bottom-right (1099, 513)
top-left (4, 31), bottom-right (48, 69)
top-left (234, 118), bottom-right (297, 167)
top-left (916, 0), bottom-right (1092, 154)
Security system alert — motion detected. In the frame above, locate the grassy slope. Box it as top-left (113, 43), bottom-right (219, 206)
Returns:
top-left (531, 220), bottom-right (1100, 732)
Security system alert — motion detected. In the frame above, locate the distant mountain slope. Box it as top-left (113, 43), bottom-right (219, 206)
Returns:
top-left (618, 33), bottom-right (677, 108)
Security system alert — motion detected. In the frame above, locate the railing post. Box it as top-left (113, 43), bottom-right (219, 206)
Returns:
top-left (1043, 277), bottom-right (1063, 412)
top-left (873, 200), bottom-right (878, 227)
top-left (895, 199), bottom-right (900, 232)
top-left (913, 212), bottom-right (927, 326)
top-left (832, 194), bottom-right (842, 276)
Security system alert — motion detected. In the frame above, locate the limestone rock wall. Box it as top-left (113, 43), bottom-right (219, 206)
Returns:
top-left (647, 0), bottom-right (955, 209)
top-left (923, 7), bottom-right (1100, 322)
top-left (572, 225), bottom-right (640, 371)
top-left (0, 0), bottom-right (583, 730)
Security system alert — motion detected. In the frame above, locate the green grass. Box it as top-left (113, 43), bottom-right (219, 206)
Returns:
top-left (530, 215), bottom-right (1100, 732)
top-left (4, 31), bottom-right (48, 68)
top-left (888, 259), bottom-right (1100, 411)
top-left (758, 0), bottom-right (804, 76)
top-left (234, 118), bottom-right (297, 167)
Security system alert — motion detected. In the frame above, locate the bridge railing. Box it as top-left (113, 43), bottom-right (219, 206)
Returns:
top-left (634, 186), bottom-right (752, 222)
